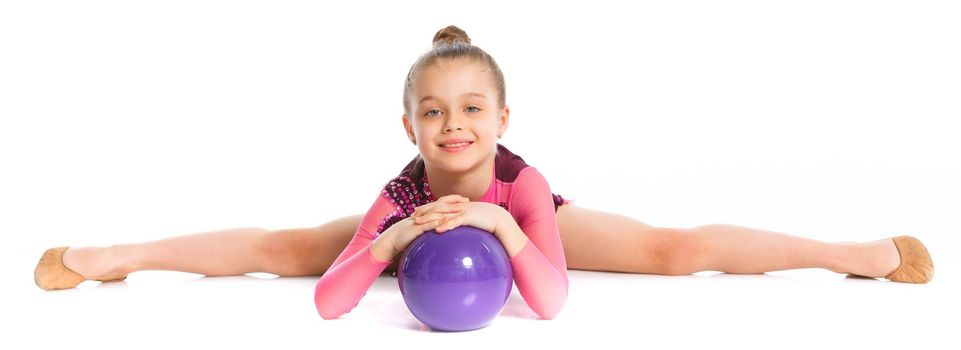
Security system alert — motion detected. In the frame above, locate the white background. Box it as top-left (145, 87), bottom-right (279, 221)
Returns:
top-left (2, 1), bottom-right (958, 349)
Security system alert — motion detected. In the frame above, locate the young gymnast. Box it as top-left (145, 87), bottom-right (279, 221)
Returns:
top-left (35, 26), bottom-right (934, 320)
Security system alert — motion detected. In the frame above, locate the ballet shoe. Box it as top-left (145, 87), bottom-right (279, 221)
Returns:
top-left (34, 247), bottom-right (128, 291)
top-left (844, 236), bottom-right (934, 283)
top-left (884, 236), bottom-right (934, 284)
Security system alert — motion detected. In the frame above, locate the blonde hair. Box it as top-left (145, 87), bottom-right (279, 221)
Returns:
top-left (402, 25), bottom-right (506, 117)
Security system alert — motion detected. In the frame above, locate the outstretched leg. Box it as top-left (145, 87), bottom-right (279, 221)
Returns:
top-left (56, 215), bottom-right (364, 280)
top-left (555, 204), bottom-right (901, 278)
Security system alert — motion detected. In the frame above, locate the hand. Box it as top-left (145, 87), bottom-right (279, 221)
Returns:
top-left (428, 201), bottom-right (504, 236)
top-left (410, 194), bottom-right (469, 226)
top-left (384, 194), bottom-right (469, 256)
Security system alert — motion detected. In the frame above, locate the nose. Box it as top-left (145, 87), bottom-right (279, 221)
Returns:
top-left (443, 113), bottom-right (465, 132)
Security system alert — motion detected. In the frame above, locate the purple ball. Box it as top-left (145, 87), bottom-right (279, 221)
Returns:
top-left (397, 225), bottom-right (513, 332)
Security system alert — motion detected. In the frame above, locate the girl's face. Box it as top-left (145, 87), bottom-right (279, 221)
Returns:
top-left (403, 58), bottom-right (509, 174)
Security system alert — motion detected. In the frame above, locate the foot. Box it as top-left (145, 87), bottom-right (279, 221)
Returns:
top-left (61, 246), bottom-right (127, 280)
top-left (35, 246), bottom-right (127, 291)
top-left (840, 238), bottom-right (901, 279)
top-left (884, 236), bottom-right (934, 283)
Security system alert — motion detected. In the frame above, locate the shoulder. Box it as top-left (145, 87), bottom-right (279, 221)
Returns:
top-left (506, 166), bottom-right (556, 223)
top-left (514, 166), bottom-right (550, 193)
top-left (494, 143), bottom-right (532, 183)
top-left (500, 146), bottom-right (555, 216)
top-left (494, 143), bottom-right (551, 187)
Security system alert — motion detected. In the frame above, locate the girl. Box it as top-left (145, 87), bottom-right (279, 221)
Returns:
top-left (35, 26), bottom-right (934, 319)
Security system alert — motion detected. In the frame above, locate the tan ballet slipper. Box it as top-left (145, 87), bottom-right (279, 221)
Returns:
top-left (884, 236), bottom-right (934, 284)
top-left (34, 247), bottom-right (128, 291)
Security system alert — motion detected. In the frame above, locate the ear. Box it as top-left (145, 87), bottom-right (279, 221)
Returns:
top-left (497, 105), bottom-right (510, 139)
top-left (402, 114), bottom-right (416, 145)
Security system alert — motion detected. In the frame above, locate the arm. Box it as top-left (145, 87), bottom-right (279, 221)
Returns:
top-left (314, 192), bottom-right (466, 319)
top-left (503, 167), bottom-right (569, 319)
top-left (313, 194), bottom-right (396, 320)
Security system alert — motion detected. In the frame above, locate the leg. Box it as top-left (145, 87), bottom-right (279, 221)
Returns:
top-left (683, 224), bottom-right (899, 276)
top-left (62, 214), bottom-right (364, 278)
top-left (555, 204), bottom-right (666, 273)
top-left (555, 204), bottom-right (900, 277)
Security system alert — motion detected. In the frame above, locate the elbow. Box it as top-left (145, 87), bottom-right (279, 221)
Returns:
top-left (315, 298), bottom-right (360, 320)
top-left (314, 279), bottom-right (344, 320)
top-left (535, 302), bottom-right (565, 320)
top-left (521, 277), bottom-right (569, 320)
top-left (534, 293), bottom-right (568, 320)
top-left (314, 294), bottom-right (342, 320)
top-left (314, 294), bottom-right (346, 320)
top-left (538, 310), bottom-right (559, 320)
top-left (316, 306), bottom-right (343, 320)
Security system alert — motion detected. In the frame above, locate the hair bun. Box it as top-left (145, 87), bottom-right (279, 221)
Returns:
top-left (432, 25), bottom-right (471, 48)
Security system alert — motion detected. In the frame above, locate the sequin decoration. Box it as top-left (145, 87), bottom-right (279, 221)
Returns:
top-left (376, 175), bottom-right (435, 234)
top-left (552, 193), bottom-right (567, 212)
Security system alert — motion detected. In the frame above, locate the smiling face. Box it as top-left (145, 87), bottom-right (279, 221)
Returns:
top-left (403, 57), bottom-right (509, 174)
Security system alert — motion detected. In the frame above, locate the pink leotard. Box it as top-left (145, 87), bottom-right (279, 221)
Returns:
top-left (314, 143), bottom-right (571, 320)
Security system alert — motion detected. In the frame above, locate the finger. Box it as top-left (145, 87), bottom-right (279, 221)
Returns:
top-left (438, 212), bottom-right (463, 232)
top-left (413, 208), bottom-right (464, 224)
top-left (414, 202), bottom-right (449, 218)
top-left (432, 218), bottom-right (449, 232)
top-left (413, 202), bottom-right (431, 217)
top-left (416, 211), bottom-right (454, 227)
top-left (414, 197), bottom-right (461, 217)
top-left (441, 203), bottom-right (466, 212)
top-left (413, 212), bottom-right (446, 224)
top-left (436, 215), bottom-right (462, 233)
top-left (440, 194), bottom-right (470, 204)
top-left (416, 203), bottom-right (464, 218)
top-left (418, 217), bottom-right (446, 234)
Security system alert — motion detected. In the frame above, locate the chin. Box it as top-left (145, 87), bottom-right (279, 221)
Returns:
top-left (433, 158), bottom-right (477, 173)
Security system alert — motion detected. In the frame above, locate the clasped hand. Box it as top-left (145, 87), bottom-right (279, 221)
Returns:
top-left (410, 194), bottom-right (501, 234)
top-left (385, 194), bottom-right (505, 257)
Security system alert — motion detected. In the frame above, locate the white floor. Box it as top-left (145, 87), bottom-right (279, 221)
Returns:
top-left (11, 235), bottom-right (958, 350)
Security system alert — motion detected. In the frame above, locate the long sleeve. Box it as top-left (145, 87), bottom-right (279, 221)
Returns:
top-left (507, 167), bottom-right (569, 319)
top-left (313, 193), bottom-right (398, 320)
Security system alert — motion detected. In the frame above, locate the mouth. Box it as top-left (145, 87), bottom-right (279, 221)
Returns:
top-left (438, 141), bottom-right (474, 152)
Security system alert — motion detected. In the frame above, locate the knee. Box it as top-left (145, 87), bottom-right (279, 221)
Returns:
top-left (645, 228), bottom-right (704, 275)
top-left (258, 228), bottom-right (317, 277)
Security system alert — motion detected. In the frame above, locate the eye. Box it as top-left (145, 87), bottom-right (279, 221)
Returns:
top-left (424, 106), bottom-right (480, 117)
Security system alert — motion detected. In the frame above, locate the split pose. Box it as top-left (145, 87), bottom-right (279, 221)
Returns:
top-left (35, 26), bottom-right (934, 320)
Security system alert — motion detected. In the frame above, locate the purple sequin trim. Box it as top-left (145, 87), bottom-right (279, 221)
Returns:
top-left (553, 193), bottom-right (567, 212)
top-left (377, 175), bottom-right (434, 234)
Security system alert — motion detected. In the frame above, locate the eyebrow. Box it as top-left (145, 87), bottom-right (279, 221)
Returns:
top-left (418, 92), bottom-right (488, 104)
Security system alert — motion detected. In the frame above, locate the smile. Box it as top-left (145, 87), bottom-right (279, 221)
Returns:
top-left (439, 141), bottom-right (473, 152)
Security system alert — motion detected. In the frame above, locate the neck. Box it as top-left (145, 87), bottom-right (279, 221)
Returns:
top-left (424, 157), bottom-right (494, 202)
